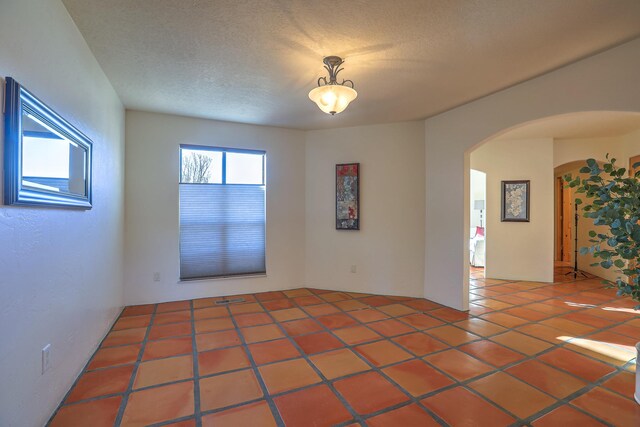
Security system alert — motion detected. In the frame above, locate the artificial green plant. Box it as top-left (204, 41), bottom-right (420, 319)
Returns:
top-left (565, 155), bottom-right (640, 307)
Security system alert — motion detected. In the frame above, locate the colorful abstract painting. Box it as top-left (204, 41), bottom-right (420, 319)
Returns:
top-left (501, 180), bottom-right (530, 222)
top-left (336, 163), bottom-right (359, 230)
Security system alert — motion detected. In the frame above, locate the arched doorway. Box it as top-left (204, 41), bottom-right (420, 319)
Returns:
top-left (463, 113), bottom-right (640, 310)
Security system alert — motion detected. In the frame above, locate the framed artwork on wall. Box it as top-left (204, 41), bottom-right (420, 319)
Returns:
top-left (501, 180), bottom-right (530, 222)
top-left (336, 163), bottom-right (359, 230)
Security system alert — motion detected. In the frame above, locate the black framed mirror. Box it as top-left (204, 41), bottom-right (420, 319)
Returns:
top-left (3, 77), bottom-right (92, 209)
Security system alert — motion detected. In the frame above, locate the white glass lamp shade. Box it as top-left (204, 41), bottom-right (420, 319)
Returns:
top-left (308, 85), bottom-right (357, 115)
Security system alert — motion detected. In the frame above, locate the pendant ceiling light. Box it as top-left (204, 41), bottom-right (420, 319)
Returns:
top-left (309, 56), bottom-right (357, 115)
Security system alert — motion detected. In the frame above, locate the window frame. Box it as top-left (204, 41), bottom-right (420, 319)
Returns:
top-left (179, 144), bottom-right (265, 186)
top-left (178, 144), bottom-right (267, 281)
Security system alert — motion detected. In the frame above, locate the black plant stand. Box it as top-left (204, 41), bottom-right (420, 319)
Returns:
top-left (565, 202), bottom-right (589, 280)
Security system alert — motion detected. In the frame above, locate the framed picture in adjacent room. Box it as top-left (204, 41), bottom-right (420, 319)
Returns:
top-left (501, 180), bottom-right (530, 222)
top-left (336, 163), bottom-right (359, 230)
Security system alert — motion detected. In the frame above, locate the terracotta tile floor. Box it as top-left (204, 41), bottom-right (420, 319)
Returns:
top-left (49, 268), bottom-right (639, 426)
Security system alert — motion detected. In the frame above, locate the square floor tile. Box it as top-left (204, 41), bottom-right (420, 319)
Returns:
top-left (195, 318), bottom-right (234, 334)
top-left (334, 371), bottom-right (409, 415)
top-left (424, 349), bottom-right (494, 381)
top-left (367, 319), bottom-right (415, 337)
top-left (133, 355), bottom-right (193, 389)
top-left (422, 386), bottom-right (515, 426)
top-left (262, 299), bottom-right (295, 311)
top-left (601, 371), bottom-right (636, 398)
top-left (249, 338), bottom-right (301, 365)
top-left (258, 358), bottom-right (321, 394)
top-left (294, 332), bottom-right (344, 354)
top-left (271, 307), bottom-right (308, 322)
top-left (255, 291), bottom-right (286, 302)
top-left (377, 304), bottom-right (417, 317)
top-left (241, 324), bottom-right (285, 344)
top-left (540, 318), bottom-right (596, 336)
top-left (196, 330), bottom-right (241, 352)
top-left (538, 348), bottom-right (615, 382)
top-left (201, 400), bottom-right (277, 427)
top-left (348, 308), bottom-right (390, 323)
top-left (302, 303), bottom-right (341, 317)
top-left (383, 359), bottom-right (454, 396)
top-left (397, 313), bottom-right (444, 330)
top-left (316, 313), bottom-right (358, 329)
top-left (531, 405), bottom-right (605, 427)
top-left (50, 396), bottom-right (122, 427)
top-left (479, 312), bottom-right (529, 328)
top-left (121, 381), bottom-right (194, 426)
top-left (491, 331), bottom-right (552, 355)
top-left (571, 387), bottom-right (640, 427)
top-left (234, 312), bottom-right (273, 327)
top-left (113, 315), bottom-right (152, 331)
top-left (121, 305), bottom-right (155, 317)
top-left (143, 336), bottom-right (192, 361)
top-left (274, 384), bottom-right (352, 427)
top-left (458, 340), bottom-right (525, 367)
top-left (198, 346), bottom-right (250, 376)
top-left (320, 292), bottom-right (351, 302)
top-left (454, 318), bottom-right (507, 337)
top-left (354, 340), bottom-right (413, 367)
top-left (66, 365), bottom-right (134, 403)
top-left (283, 289), bottom-right (313, 298)
top-left (468, 372), bottom-right (556, 419)
top-left (360, 296), bottom-right (394, 307)
top-left (157, 301), bottom-right (191, 313)
top-left (506, 360), bottom-right (587, 398)
top-left (515, 323), bottom-right (567, 343)
top-left (332, 325), bottom-right (382, 345)
top-left (334, 299), bottom-right (369, 311)
top-left (503, 307), bottom-right (551, 322)
top-left (367, 403), bottom-right (439, 426)
top-left (199, 369), bottom-right (263, 411)
top-left (404, 299), bottom-right (442, 311)
top-left (280, 318), bottom-right (323, 336)
top-left (193, 306), bottom-right (229, 321)
top-left (392, 332), bottom-right (448, 356)
top-left (88, 344), bottom-right (141, 370)
top-left (149, 322), bottom-right (192, 340)
top-left (426, 325), bottom-right (481, 346)
top-left (293, 295), bottom-right (324, 306)
top-left (102, 327), bottom-right (147, 347)
top-left (229, 302), bottom-right (264, 315)
top-left (310, 348), bottom-right (370, 379)
top-left (154, 310), bottom-right (192, 325)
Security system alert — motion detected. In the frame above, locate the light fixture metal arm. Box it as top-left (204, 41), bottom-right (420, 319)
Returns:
top-left (317, 56), bottom-right (355, 88)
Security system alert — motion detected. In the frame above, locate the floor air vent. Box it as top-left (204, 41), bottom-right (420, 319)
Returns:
top-left (215, 297), bottom-right (246, 305)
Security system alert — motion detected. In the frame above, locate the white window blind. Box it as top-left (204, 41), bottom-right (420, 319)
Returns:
top-left (179, 146), bottom-right (265, 280)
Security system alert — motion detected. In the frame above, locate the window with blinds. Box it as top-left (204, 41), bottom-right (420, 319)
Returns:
top-left (179, 145), bottom-right (266, 280)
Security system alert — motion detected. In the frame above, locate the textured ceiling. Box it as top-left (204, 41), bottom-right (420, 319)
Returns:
top-left (62, 0), bottom-right (640, 130)
top-left (497, 112), bottom-right (640, 140)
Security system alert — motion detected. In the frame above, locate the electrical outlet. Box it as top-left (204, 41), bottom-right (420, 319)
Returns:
top-left (153, 272), bottom-right (160, 282)
top-left (42, 344), bottom-right (51, 374)
top-left (350, 265), bottom-right (357, 273)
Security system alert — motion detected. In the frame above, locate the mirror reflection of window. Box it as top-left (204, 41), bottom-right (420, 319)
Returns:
top-left (21, 111), bottom-right (87, 196)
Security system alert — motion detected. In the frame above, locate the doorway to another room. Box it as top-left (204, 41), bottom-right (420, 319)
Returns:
top-left (470, 169), bottom-right (486, 279)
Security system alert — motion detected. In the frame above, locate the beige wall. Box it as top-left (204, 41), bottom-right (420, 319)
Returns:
top-left (0, 1), bottom-right (125, 425)
top-left (124, 111), bottom-right (306, 304)
top-left (471, 138), bottom-right (555, 282)
top-left (305, 122), bottom-right (426, 297)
